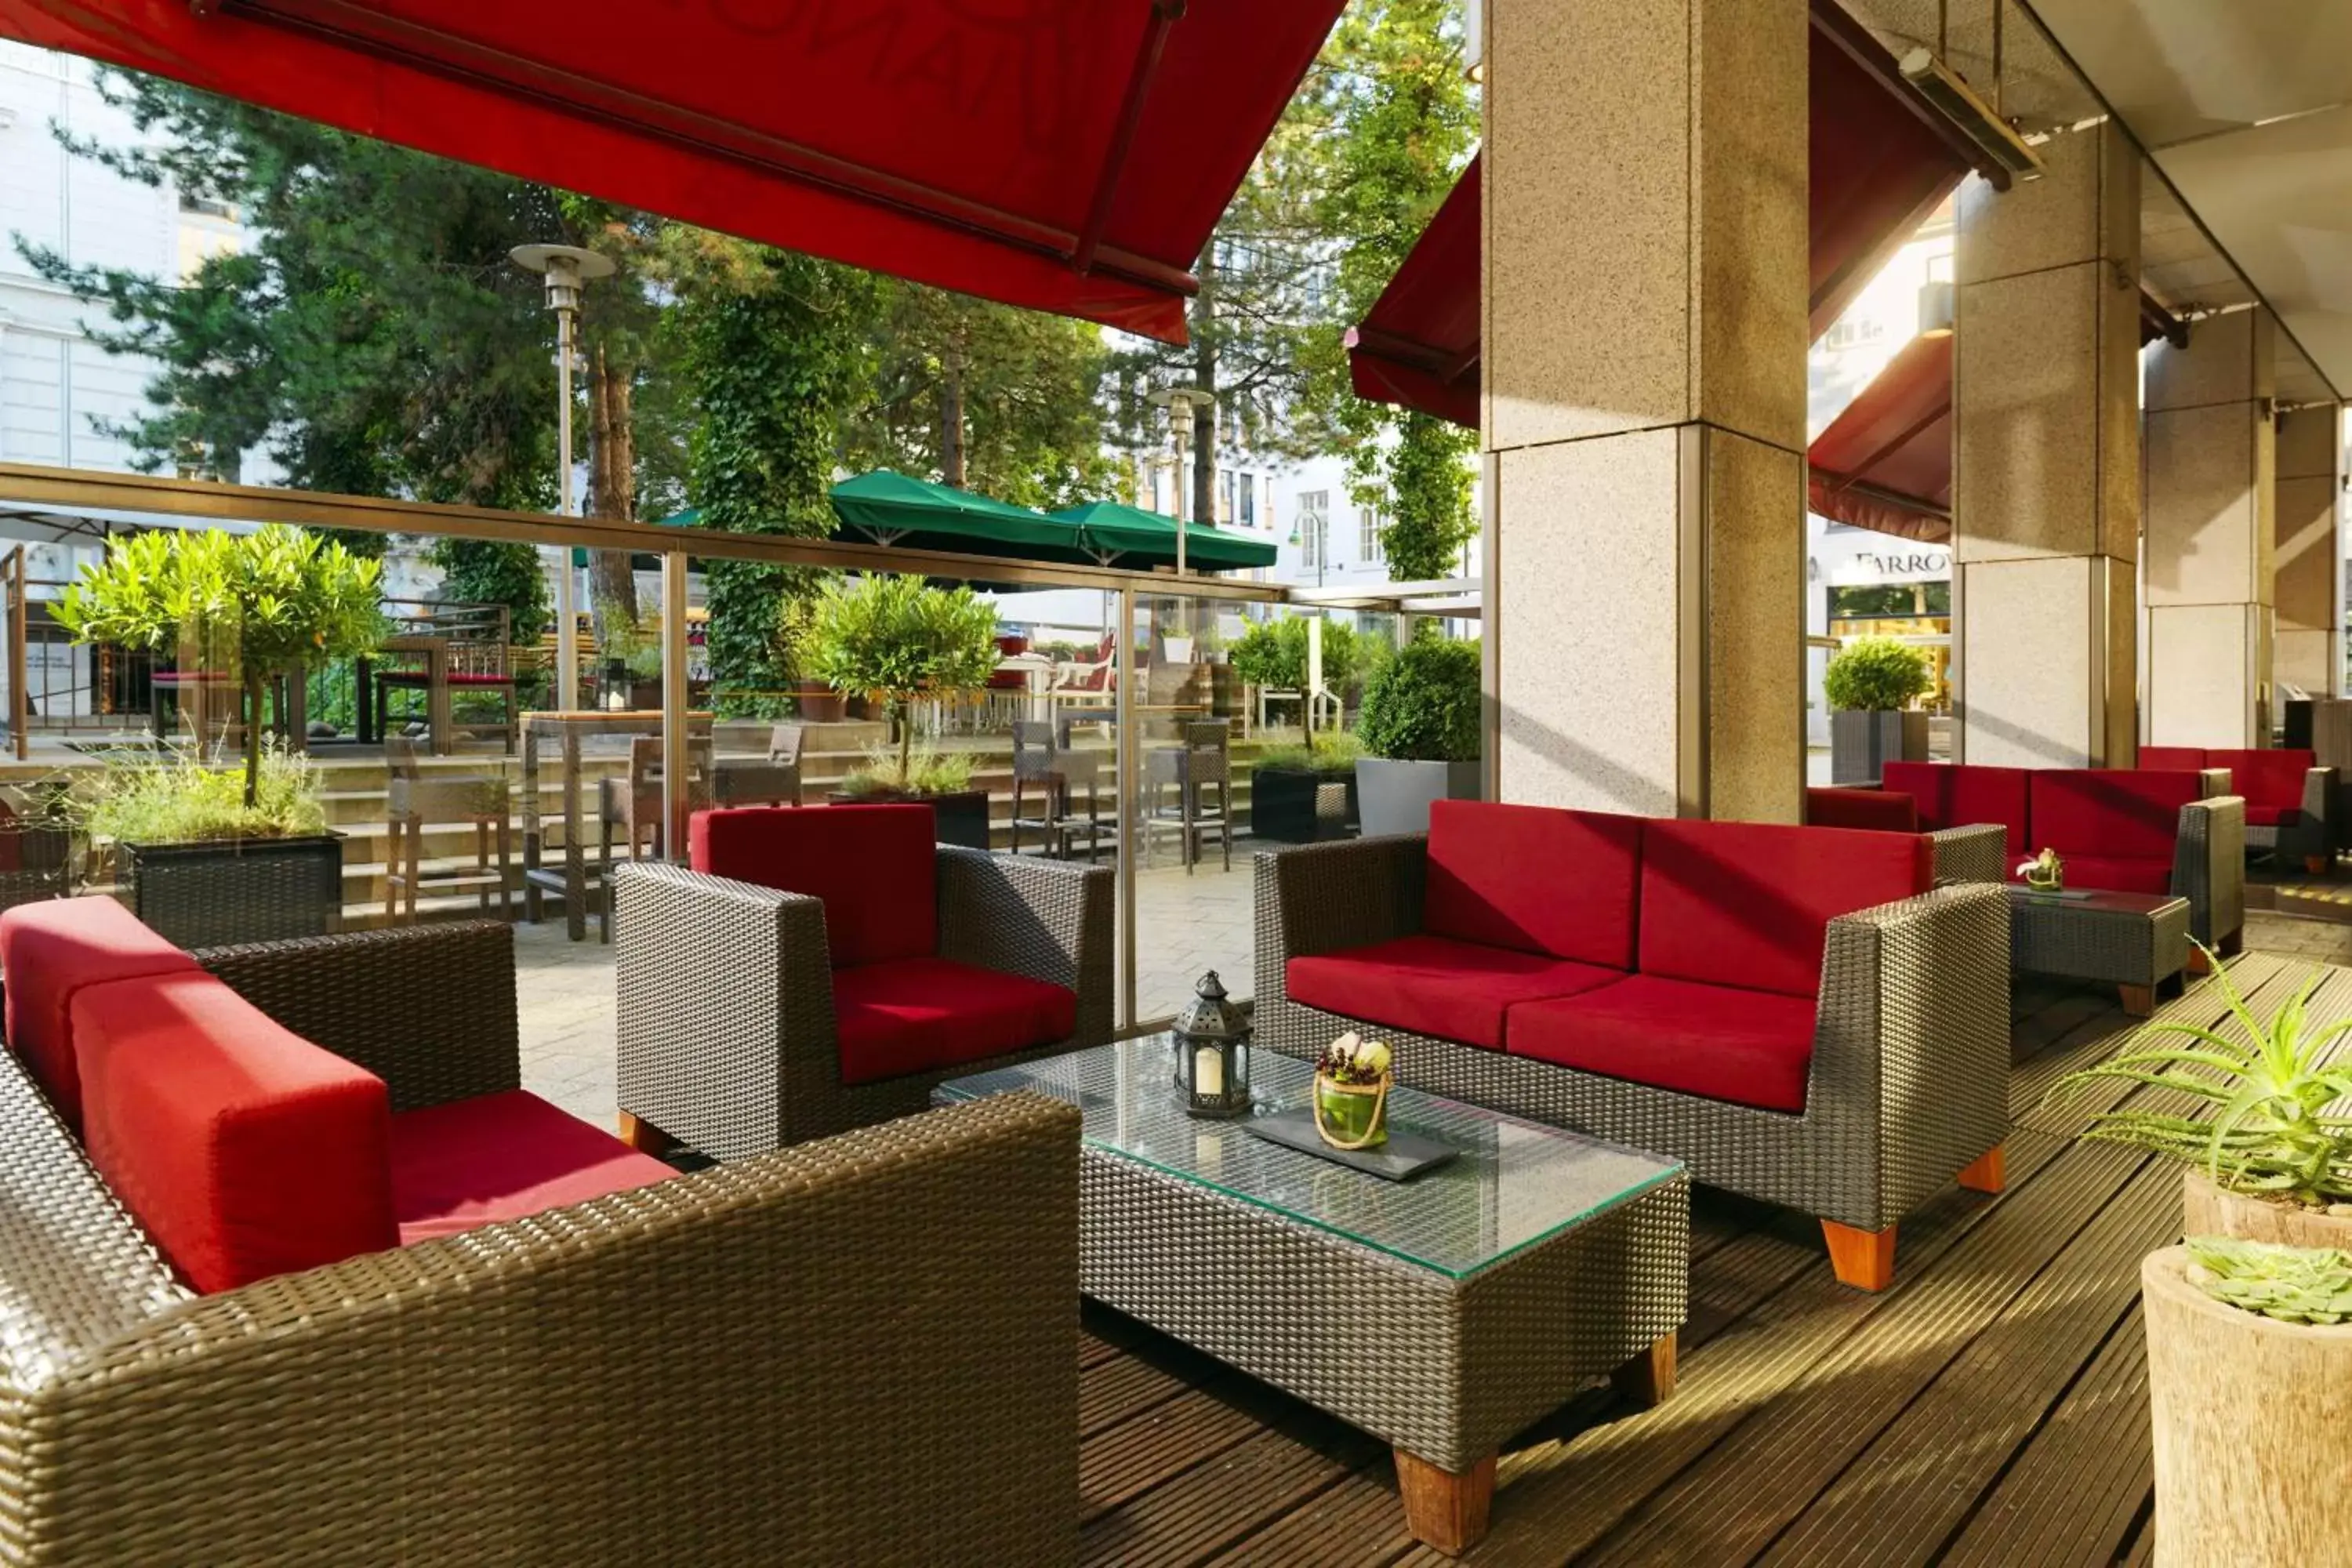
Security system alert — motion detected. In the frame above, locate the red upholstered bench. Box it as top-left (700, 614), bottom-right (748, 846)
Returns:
top-left (1258, 800), bottom-right (2013, 1290)
top-left (2136, 745), bottom-right (2335, 872)
top-left (1802, 778), bottom-right (2006, 883)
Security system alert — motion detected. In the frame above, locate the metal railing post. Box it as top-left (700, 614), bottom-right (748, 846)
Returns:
top-left (662, 551), bottom-right (691, 862)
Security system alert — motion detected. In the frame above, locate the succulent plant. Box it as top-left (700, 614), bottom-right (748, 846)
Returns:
top-left (2186, 1236), bottom-right (2352, 1326)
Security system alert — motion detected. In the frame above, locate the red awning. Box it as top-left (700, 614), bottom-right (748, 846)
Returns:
top-left (0, 0), bottom-right (1342, 344)
top-left (1807, 331), bottom-right (1953, 543)
top-left (1347, 0), bottom-right (1976, 426)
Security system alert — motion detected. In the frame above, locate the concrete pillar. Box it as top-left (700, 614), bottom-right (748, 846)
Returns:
top-left (2143, 310), bottom-right (2277, 747)
top-left (1953, 122), bottom-right (2141, 768)
top-left (1483, 0), bottom-right (1806, 822)
top-left (2274, 405), bottom-right (2344, 699)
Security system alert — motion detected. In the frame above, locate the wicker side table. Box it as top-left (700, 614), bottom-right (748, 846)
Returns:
top-left (2008, 885), bottom-right (2192, 1015)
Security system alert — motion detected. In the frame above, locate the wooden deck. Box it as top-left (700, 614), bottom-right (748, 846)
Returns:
top-left (1074, 916), bottom-right (2352, 1566)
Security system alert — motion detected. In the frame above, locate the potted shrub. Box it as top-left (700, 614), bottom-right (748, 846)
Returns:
top-left (804, 574), bottom-right (999, 850)
top-left (1823, 636), bottom-right (1931, 784)
top-left (1354, 637), bottom-right (1481, 837)
top-left (2144, 1237), bottom-right (2352, 1561)
top-left (0, 777), bottom-right (87, 913)
top-left (1250, 733), bottom-right (1363, 844)
top-left (53, 526), bottom-right (379, 944)
top-left (1232, 617), bottom-right (1361, 730)
top-left (2053, 954), bottom-right (2352, 1248)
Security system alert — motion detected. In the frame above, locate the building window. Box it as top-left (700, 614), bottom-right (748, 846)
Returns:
top-left (1220, 470), bottom-right (1236, 525)
top-left (1240, 473), bottom-right (1257, 528)
top-left (1824, 318), bottom-right (1884, 351)
top-left (1298, 492), bottom-right (1329, 569)
top-left (177, 191), bottom-right (237, 220)
top-left (1359, 506), bottom-right (1387, 564)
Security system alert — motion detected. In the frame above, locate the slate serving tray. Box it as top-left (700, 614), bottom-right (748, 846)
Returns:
top-left (1240, 1109), bottom-right (1459, 1182)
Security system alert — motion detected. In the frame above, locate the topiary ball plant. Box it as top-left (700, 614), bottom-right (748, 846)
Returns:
top-left (1356, 637), bottom-right (1480, 762)
top-left (1822, 636), bottom-right (1932, 713)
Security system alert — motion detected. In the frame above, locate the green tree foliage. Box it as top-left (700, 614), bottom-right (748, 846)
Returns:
top-left (428, 539), bottom-right (550, 645)
top-left (54, 525), bottom-right (383, 802)
top-left (1822, 637), bottom-right (1933, 711)
top-left (804, 575), bottom-right (999, 782)
top-left (1298, 0), bottom-right (1479, 581)
top-left (1229, 616), bottom-right (1360, 693)
top-left (1356, 637), bottom-right (1481, 762)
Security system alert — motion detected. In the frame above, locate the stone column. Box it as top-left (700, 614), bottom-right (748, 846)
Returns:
top-left (1953, 122), bottom-right (2141, 768)
top-left (1484, 0), bottom-right (1806, 822)
top-left (2142, 310), bottom-right (2277, 747)
top-left (2274, 405), bottom-right (2344, 699)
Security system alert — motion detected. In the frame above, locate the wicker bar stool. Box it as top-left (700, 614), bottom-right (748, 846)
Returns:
top-left (383, 736), bottom-right (514, 922)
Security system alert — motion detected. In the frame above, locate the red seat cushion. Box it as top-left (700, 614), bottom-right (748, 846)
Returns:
top-left (0, 895), bottom-right (200, 1131)
top-left (1638, 819), bottom-right (1932, 999)
top-left (1287, 933), bottom-right (1626, 1051)
top-left (72, 971), bottom-right (396, 1294)
top-left (831, 957), bottom-right (1076, 1086)
top-left (1803, 786), bottom-right (1919, 833)
top-left (2028, 769), bottom-right (2197, 863)
top-left (2205, 749), bottom-right (2313, 815)
top-left (1423, 800), bottom-right (1644, 967)
top-left (691, 804), bottom-right (938, 967)
top-left (1882, 762), bottom-right (2031, 856)
top-left (1508, 975), bottom-right (1818, 1113)
top-left (390, 1089), bottom-right (675, 1246)
top-left (2136, 746), bottom-right (2207, 772)
top-left (2016, 855), bottom-right (2172, 897)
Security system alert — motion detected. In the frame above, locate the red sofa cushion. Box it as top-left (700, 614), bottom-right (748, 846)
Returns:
top-left (2205, 749), bottom-right (2313, 815)
top-left (1803, 787), bottom-right (1919, 833)
top-left (2018, 855), bottom-right (2172, 897)
top-left (0, 895), bottom-right (200, 1131)
top-left (2136, 746), bottom-right (2206, 772)
top-left (831, 956), bottom-right (1076, 1086)
top-left (2028, 769), bottom-right (2197, 863)
top-left (1881, 762), bottom-right (2031, 855)
top-left (691, 804), bottom-right (938, 967)
top-left (1639, 819), bottom-right (1931, 999)
top-left (72, 971), bottom-right (396, 1294)
top-left (1423, 800), bottom-right (1643, 968)
top-left (390, 1089), bottom-right (676, 1246)
top-left (1508, 975), bottom-right (1817, 1113)
top-left (1287, 933), bottom-right (1625, 1051)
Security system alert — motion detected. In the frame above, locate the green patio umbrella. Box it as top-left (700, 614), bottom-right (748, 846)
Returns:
top-left (829, 470), bottom-right (1096, 563)
top-left (1051, 500), bottom-right (1278, 572)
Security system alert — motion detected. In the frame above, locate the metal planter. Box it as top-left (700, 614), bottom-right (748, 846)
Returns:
top-left (1355, 758), bottom-right (1481, 839)
top-left (1249, 767), bottom-right (1359, 844)
top-left (1829, 709), bottom-right (1928, 785)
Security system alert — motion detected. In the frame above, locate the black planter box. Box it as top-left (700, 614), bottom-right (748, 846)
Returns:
top-left (824, 789), bottom-right (992, 851)
top-left (118, 833), bottom-right (344, 948)
top-left (1250, 768), bottom-right (1359, 844)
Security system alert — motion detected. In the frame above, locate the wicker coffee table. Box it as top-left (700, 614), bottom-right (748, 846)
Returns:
top-left (938, 1040), bottom-right (1689, 1554)
top-left (2008, 884), bottom-right (2192, 1015)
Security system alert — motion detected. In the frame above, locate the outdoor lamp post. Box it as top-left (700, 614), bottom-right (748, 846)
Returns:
top-left (1148, 387), bottom-right (1215, 579)
top-left (510, 242), bottom-right (615, 713)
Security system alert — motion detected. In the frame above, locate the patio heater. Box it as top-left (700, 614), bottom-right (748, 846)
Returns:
top-left (1148, 387), bottom-right (1215, 578)
top-left (510, 242), bottom-right (615, 713)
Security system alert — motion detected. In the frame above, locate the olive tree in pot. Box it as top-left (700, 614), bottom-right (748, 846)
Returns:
top-left (54, 525), bottom-right (382, 945)
top-left (804, 574), bottom-right (1000, 850)
top-left (1355, 637), bottom-right (1481, 837)
top-left (1823, 636), bottom-right (1931, 784)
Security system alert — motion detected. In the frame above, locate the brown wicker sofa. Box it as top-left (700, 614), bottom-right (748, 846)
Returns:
top-left (1254, 802), bottom-right (2012, 1291)
top-left (0, 915), bottom-right (1081, 1567)
top-left (614, 805), bottom-right (1114, 1158)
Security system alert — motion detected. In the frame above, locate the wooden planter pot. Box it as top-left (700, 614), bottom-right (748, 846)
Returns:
top-left (823, 789), bottom-right (991, 851)
top-left (2143, 1245), bottom-right (2352, 1564)
top-left (1828, 709), bottom-right (1928, 785)
top-left (2180, 1169), bottom-right (2352, 1250)
top-left (1250, 768), bottom-right (1359, 844)
top-left (118, 833), bottom-right (343, 949)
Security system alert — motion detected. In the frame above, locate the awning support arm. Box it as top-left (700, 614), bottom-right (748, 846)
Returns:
top-left (1073, 1), bottom-right (1185, 277)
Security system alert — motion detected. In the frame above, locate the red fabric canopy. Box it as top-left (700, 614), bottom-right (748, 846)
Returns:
top-left (1347, 1), bottom-right (1973, 426)
top-left (1806, 331), bottom-right (1953, 543)
top-left (0, 0), bottom-right (1343, 344)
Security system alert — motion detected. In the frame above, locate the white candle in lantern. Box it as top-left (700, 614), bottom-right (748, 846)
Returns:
top-left (1194, 1045), bottom-right (1224, 1097)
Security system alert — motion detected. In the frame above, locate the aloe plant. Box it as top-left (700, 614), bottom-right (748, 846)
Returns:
top-left (2187, 1236), bottom-right (2352, 1326)
top-left (2050, 949), bottom-right (2352, 1207)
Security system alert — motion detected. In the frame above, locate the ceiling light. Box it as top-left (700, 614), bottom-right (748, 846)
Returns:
top-left (1899, 49), bottom-right (2044, 181)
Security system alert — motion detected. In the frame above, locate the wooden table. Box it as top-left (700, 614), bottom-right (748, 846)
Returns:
top-left (521, 710), bottom-right (713, 941)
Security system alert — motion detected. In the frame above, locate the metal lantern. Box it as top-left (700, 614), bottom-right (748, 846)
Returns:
top-left (1174, 970), bottom-right (1251, 1119)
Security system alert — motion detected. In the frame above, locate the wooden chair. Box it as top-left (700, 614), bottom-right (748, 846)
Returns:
top-left (712, 724), bottom-right (804, 808)
top-left (383, 735), bottom-right (513, 922)
top-left (600, 734), bottom-right (714, 864)
top-left (1142, 720), bottom-right (1235, 874)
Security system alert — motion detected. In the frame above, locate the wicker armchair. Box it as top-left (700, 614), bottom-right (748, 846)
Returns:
top-left (1254, 831), bottom-right (2011, 1290)
top-left (614, 844), bottom-right (1114, 1156)
top-left (0, 920), bottom-right (1081, 1567)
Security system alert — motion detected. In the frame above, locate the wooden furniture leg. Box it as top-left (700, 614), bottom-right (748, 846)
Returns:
top-left (497, 818), bottom-right (514, 920)
top-left (383, 816), bottom-right (402, 923)
top-left (616, 1111), bottom-right (673, 1156)
top-left (1823, 1221), bottom-right (1898, 1291)
top-left (1610, 1333), bottom-right (1677, 1407)
top-left (1396, 1449), bottom-right (1494, 1556)
top-left (2187, 945), bottom-right (2212, 975)
top-left (2307, 854), bottom-right (2332, 877)
top-left (1956, 1144), bottom-right (2005, 1194)
top-left (2119, 983), bottom-right (2154, 1017)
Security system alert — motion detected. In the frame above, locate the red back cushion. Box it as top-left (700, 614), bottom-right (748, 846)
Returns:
top-left (689, 804), bottom-right (938, 967)
top-left (1881, 762), bottom-right (2031, 855)
top-left (2027, 770), bottom-right (2198, 862)
top-left (1424, 800), bottom-right (1643, 968)
top-left (1638, 819), bottom-right (1932, 998)
top-left (1803, 787), bottom-right (1919, 834)
top-left (2205, 749), bottom-right (2314, 814)
top-left (0, 895), bottom-right (199, 1131)
top-left (72, 971), bottom-right (396, 1294)
top-left (2136, 746), bottom-right (2207, 773)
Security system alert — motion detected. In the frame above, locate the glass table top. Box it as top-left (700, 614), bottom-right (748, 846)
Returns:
top-left (938, 1040), bottom-right (1682, 1280)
